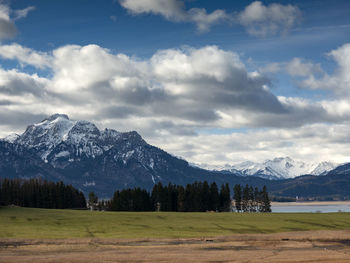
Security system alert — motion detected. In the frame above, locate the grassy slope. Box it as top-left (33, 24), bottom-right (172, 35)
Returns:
top-left (1, 207), bottom-right (350, 239)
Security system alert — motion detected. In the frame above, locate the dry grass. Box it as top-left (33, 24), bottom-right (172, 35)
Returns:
top-left (1, 230), bottom-right (350, 262)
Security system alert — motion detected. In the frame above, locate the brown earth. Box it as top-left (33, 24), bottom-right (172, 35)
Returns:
top-left (1, 230), bottom-right (350, 262)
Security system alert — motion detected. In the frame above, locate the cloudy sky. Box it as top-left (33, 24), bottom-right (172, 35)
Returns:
top-left (1, 0), bottom-right (350, 166)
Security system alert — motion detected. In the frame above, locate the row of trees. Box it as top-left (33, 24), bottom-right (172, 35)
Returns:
top-left (233, 184), bottom-right (271, 212)
top-left (0, 178), bottom-right (86, 209)
top-left (150, 182), bottom-right (231, 212)
top-left (90, 182), bottom-right (270, 213)
top-left (0, 178), bottom-right (271, 213)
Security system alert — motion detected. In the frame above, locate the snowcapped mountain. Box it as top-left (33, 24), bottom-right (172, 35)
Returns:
top-left (309, 161), bottom-right (338, 176)
top-left (197, 157), bottom-right (338, 180)
top-left (16, 114), bottom-right (121, 161)
top-left (2, 114), bottom-right (263, 197)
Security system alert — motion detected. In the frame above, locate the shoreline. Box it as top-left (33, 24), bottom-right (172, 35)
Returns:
top-left (271, 201), bottom-right (350, 206)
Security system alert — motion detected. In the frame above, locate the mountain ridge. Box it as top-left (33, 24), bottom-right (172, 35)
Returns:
top-left (194, 157), bottom-right (337, 180)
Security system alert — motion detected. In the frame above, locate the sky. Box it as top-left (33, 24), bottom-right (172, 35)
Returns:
top-left (1, 0), bottom-right (350, 166)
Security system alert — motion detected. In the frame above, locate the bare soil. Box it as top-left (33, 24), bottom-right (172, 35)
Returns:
top-left (1, 230), bottom-right (350, 262)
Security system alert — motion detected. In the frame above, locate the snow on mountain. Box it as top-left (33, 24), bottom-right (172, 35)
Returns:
top-left (11, 114), bottom-right (155, 169)
top-left (3, 133), bottom-right (20, 143)
top-left (196, 157), bottom-right (338, 180)
top-left (310, 161), bottom-right (338, 176)
top-left (16, 114), bottom-right (76, 160)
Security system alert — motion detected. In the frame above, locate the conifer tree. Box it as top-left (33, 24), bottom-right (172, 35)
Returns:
top-left (233, 184), bottom-right (242, 212)
top-left (209, 182), bottom-right (219, 212)
top-left (260, 186), bottom-right (271, 212)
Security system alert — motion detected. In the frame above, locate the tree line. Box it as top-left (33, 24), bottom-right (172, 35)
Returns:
top-left (0, 177), bottom-right (271, 212)
top-left (91, 181), bottom-right (271, 213)
top-left (0, 178), bottom-right (86, 209)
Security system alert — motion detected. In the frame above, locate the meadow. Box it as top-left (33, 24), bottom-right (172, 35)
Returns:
top-left (1, 206), bottom-right (350, 239)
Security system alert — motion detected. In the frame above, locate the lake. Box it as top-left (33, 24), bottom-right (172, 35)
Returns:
top-left (271, 202), bottom-right (350, 213)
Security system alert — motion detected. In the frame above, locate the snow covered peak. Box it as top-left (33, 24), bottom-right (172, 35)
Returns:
top-left (19, 115), bottom-right (75, 146)
top-left (67, 120), bottom-right (100, 144)
top-left (310, 161), bottom-right (338, 176)
top-left (198, 157), bottom-right (338, 180)
top-left (3, 133), bottom-right (20, 143)
top-left (12, 114), bottom-right (150, 163)
top-left (42, 113), bottom-right (70, 122)
top-left (261, 157), bottom-right (312, 178)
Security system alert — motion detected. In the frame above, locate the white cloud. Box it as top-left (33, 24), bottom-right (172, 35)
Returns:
top-left (238, 1), bottom-right (301, 37)
top-left (14, 6), bottom-right (35, 20)
top-left (0, 44), bottom-right (52, 69)
top-left (119, 0), bottom-right (186, 21)
top-left (119, 1), bottom-right (302, 36)
top-left (259, 62), bottom-right (282, 74)
top-left (119, 0), bottom-right (229, 32)
top-left (150, 122), bottom-right (350, 166)
top-left (292, 44), bottom-right (350, 96)
top-left (286, 58), bottom-right (322, 77)
top-left (187, 8), bottom-right (230, 32)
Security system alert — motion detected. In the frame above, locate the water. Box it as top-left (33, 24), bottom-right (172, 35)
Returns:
top-left (272, 204), bottom-right (350, 213)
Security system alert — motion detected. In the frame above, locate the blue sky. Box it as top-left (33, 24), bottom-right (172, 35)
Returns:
top-left (1, 0), bottom-right (350, 165)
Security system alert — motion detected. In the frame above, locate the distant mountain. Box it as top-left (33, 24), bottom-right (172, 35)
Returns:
top-left (196, 157), bottom-right (337, 180)
top-left (268, 172), bottom-right (350, 200)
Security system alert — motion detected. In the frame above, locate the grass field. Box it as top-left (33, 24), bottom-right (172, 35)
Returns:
top-left (1, 207), bottom-right (350, 239)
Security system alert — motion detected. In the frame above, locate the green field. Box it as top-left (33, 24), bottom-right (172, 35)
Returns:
top-left (1, 207), bottom-right (350, 239)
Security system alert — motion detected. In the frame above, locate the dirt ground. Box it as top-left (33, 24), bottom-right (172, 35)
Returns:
top-left (1, 230), bottom-right (350, 263)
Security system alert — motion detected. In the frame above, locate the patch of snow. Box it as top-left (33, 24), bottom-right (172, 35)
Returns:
top-left (310, 161), bottom-right (338, 175)
top-left (83, 181), bottom-right (96, 187)
top-left (125, 150), bottom-right (134, 159)
top-left (103, 145), bottom-right (113, 151)
top-left (3, 133), bottom-right (20, 143)
top-left (54, 151), bottom-right (70, 158)
top-left (149, 158), bottom-right (154, 169)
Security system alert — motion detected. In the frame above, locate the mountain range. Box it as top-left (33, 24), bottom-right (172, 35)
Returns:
top-left (196, 157), bottom-right (337, 180)
top-left (1, 114), bottom-right (349, 200)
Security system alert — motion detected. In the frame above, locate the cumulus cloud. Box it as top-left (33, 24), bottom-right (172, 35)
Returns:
top-left (291, 44), bottom-right (350, 96)
top-left (237, 1), bottom-right (301, 37)
top-left (119, 1), bottom-right (302, 36)
top-left (120, 0), bottom-right (186, 21)
top-left (119, 0), bottom-right (230, 32)
top-left (0, 44), bottom-right (52, 69)
top-left (1, 43), bottom-right (349, 129)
